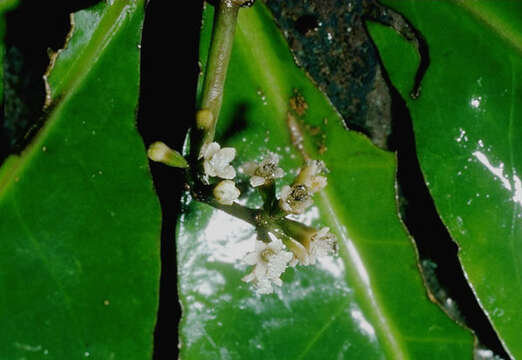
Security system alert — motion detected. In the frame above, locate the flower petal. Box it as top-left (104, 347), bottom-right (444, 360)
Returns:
top-left (217, 147), bottom-right (236, 162)
top-left (241, 162), bottom-right (258, 176)
top-left (241, 272), bottom-right (256, 283)
top-left (201, 142), bottom-right (220, 159)
top-left (250, 176), bottom-right (266, 187)
top-left (218, 165), bottom-right (236, 180)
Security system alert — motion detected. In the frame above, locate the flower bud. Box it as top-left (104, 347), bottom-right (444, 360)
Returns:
top-left (147, 141), bottom-right (188, 168)
top-left (196, 109), bottom-right (213, 130)
top-left (213, 180), bottom-right (240, 205)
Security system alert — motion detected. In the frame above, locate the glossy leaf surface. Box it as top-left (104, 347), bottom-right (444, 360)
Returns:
top-left (0, 1), bottom-right (160, 359)
top-left (368, 1), bottom-right (522, 357)
top-left (177, 3), bottom-right (473, 359)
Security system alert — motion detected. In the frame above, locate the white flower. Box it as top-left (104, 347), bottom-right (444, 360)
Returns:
top-left (295, 159), bottom-right (327, 193)
top-left (213, 180), bottom-right (240, 205)
top-left (242, 239), bottom-right (293, 294)
top-left (200, 142), bottom-right (236, 180)
top-left (279, 159), bottom-right (328, 214)
top-left (307, 227), bottom-right (337, 265)
top-left (286, 227), bottom-right (337, 266)
top-left (242, 154), bottom-right (284, 187)
top-left (279, 184), bottom-right (313, 214)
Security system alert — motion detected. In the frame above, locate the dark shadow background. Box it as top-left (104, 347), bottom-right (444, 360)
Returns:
top-left (138, 1), bottom-right (203, 359)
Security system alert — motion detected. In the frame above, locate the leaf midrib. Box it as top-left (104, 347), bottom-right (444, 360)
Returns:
top-left (237, 6), bottom-right (408, 359)
top-left (318, 192), bottom-right (406, 359)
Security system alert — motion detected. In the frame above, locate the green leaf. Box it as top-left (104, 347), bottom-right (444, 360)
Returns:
top-left (367, 1), bottom-right (522, 358)
top-left (177, 3), bottom-right (473, 359)
top-left (0, 1), bottom-right (160, 359)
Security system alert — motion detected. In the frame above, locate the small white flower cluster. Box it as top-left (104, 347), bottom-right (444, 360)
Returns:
top-left (240, 158), bottom-right (336, 294)
top-left (199, 143), bottom-right (336, 295)
top-left (201, 145), bottom-right (288, 206)
top-left (242, 227), bottom-right (337, 294)
top-left (279, 160), bottom-right (327, 214)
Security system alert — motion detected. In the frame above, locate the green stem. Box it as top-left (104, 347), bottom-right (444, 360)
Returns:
top-left (276, 217), bottom-right (315, 246)
top-left (209, 199), bottom-right (260, 226)
top-left (194, 0), bottom-right (242, 156)
top-left (190, 181), bottom-right (261, 226)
